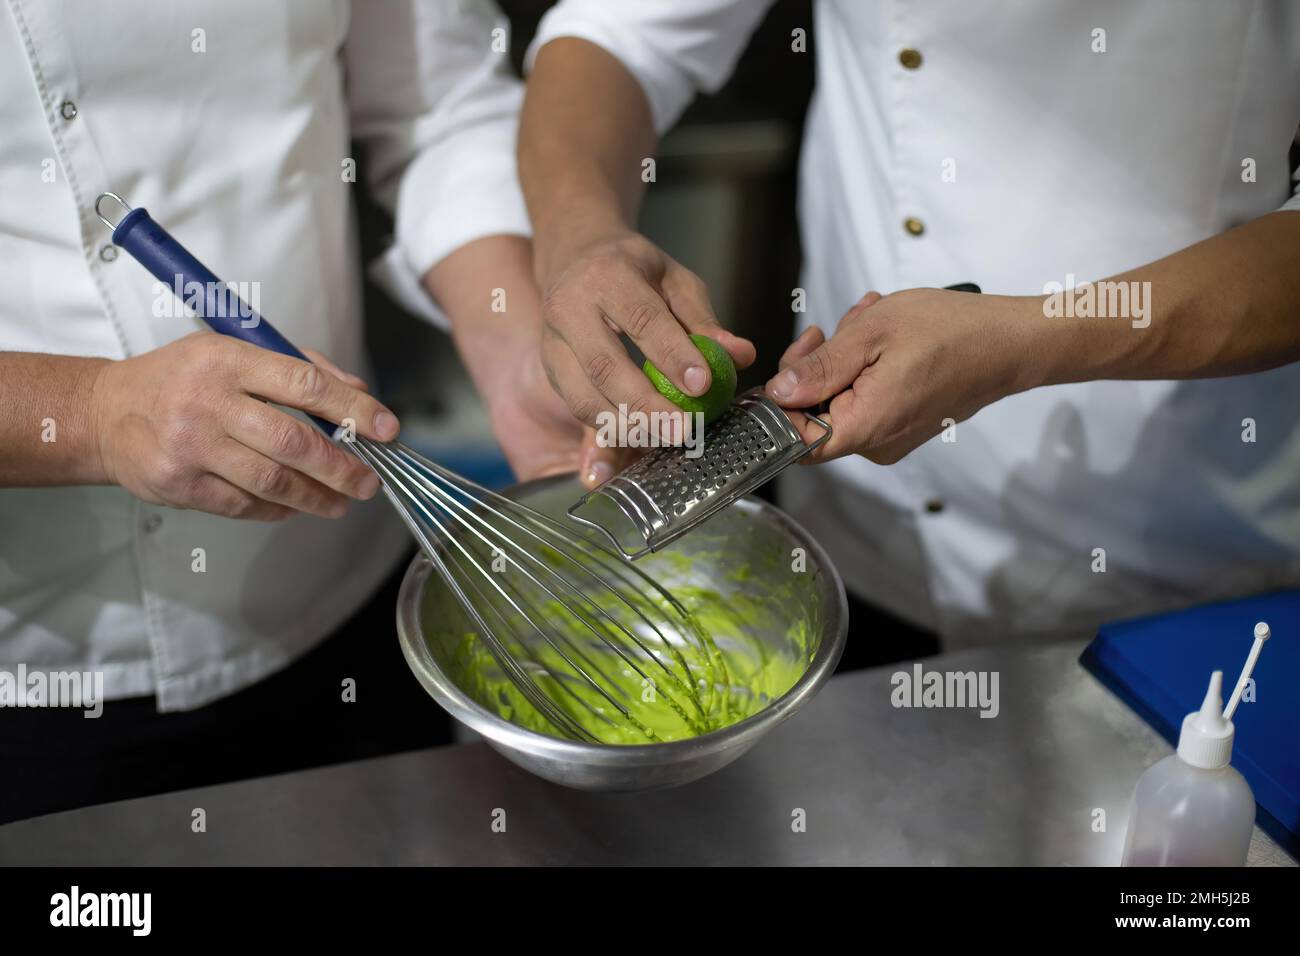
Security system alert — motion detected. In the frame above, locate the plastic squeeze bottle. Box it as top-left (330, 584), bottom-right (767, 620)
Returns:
top-left (1119, 622), bottom-right (1270, 867)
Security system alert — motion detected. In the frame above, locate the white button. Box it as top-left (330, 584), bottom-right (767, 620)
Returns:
top-left (60, 100), bottom-right (78, 121)
top-left (99, 245), bottom-right (118, 262)
top-left (143, 514), bottom-right (163, 533)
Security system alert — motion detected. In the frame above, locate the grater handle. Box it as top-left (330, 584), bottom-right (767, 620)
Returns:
top-left (98, 194), bottom-right (336, 436)
top-left (795, 405), bottom-right (833, 451)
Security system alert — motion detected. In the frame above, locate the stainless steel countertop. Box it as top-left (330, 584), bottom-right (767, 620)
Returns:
top-left (1, 639), bottom-right (1292, 865)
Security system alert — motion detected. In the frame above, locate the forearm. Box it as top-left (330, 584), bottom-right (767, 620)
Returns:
top-left (1034, 211), bottom-right (1300, 387)
top-left (422, 234), bottom-right (544, 414)
top-left (518, 37), bottom-right (658, 282)
top-left (0, 352), bottom-right (109, 486)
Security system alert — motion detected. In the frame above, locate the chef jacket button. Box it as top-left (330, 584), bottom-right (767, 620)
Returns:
top-left (143, 514), bottom-right (163, 533)
top-left (899, 48), bottom-right (923, 70)
top-left (60, 100), bottom-right (78, 121)
top-left (99, 244), bottom-right (118, 262)
top-left (924, 499), bottom-right (945, 514)
top-left (904, 217), bottom-right (925, 236)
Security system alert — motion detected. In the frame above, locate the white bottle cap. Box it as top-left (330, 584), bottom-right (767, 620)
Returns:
top-left (1177, 671), bottom-right (1234, 769)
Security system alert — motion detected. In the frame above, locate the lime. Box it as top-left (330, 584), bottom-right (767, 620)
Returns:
top-left (643, 333), bottom-right (737, 424)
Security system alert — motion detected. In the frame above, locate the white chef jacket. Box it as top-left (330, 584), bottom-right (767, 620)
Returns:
top-left (531, 0), bottom-right (1300, 647)
top-left (0, 0), bottom-right (531, 710)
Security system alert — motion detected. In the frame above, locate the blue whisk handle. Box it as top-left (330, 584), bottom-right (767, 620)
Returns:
top-left (109, 205), bottom-right (336, 435)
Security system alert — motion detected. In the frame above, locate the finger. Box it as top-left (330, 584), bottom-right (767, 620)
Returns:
top-left (578, 426), bottom-right (621, 488)
top-left (660, 263), bottom-right (756, 370)
top-left (542, 330), bottom-right (619, 429)
top-left (765, 293), bottom-right (884, 407)
top-left (778, 325), bottom-right (825, 370)
top-left (225, 398), bottom-right (380, 500)
top-left (233, 343), bottom-right (399, 441)
top-left (548, 315), bottom-right (687, 444)
top-left (578, 427), bottom-right (610, 488)
top-left (300, 347), bottom-right (369, 392)
top-left (790, 409), bottom-right (862, 466)
top-left (210, 439), bottom-right (353, 518)
top-left (765, 337), bottom-right (863, 409)
top-left (589, 269), bottom-right (715, 398)
top-left (796, 380), bottom-right (896, 464)
top-left (786, 409), bottom-right (835, 461)
top-left (579, 424), bottom-right (645, 488)
top-left (187, 473), bottom-right (296, 522)
top-left (847, 290), bottom-right (884, 316)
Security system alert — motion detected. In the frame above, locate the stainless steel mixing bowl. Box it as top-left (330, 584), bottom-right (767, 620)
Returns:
top-left (395, 474), bottom-right (847, 790)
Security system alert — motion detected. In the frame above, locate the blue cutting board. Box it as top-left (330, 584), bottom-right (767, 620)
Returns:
top-left (1080, 589), bottom-right (1299, 858)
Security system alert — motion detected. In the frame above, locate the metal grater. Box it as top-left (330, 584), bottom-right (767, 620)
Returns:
top-left (567, 388), bottom-right (831, 558)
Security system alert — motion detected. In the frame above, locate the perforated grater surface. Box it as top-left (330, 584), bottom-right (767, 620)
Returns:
top-left (567, 388), bottom-right (831, 559)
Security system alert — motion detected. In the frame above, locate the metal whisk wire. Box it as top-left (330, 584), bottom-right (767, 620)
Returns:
top-left (348, 436), bottom-right (716, 742)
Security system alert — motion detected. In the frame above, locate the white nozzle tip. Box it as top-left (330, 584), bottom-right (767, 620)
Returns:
top-left (1201, 670), bottom-right (1224, 713)
top-left (1253, 621), bottom-right (1270, 641)
top-left (1178, 670), bottom-right (1235, 768)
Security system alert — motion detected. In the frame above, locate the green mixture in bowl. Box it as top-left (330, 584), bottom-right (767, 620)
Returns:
top-left (425, 531), bottom-right (820, 745)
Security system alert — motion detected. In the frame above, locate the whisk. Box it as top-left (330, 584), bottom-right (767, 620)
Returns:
top-left (96, 194), bottom-right (718, 742)
top-left (354, 451), bottom-right (729, 741)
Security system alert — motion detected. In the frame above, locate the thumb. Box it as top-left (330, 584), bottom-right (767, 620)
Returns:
top-left (777, 324), bottom-right (825, 371)
top-left (765, 291), bottom-right (881, 407)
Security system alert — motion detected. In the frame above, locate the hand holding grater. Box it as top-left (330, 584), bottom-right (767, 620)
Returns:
top-left (568, 283), bottom-right (981, 559)
top-left (567, 388), bottom-right (831, 559)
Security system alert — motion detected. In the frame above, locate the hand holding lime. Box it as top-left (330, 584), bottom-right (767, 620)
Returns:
top-left (643, 334), bottom-right (738, 424)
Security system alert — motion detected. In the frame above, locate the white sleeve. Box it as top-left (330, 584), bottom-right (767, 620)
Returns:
top-left (525, 0), bottom-right (777, 135)
top-left (345, 0), bottom-right (531, 327)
